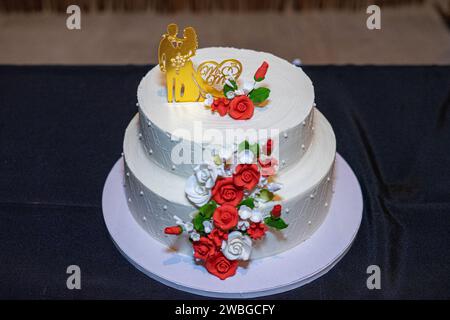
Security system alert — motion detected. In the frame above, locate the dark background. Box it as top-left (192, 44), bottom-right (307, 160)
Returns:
top-left (0, 65), bottom-right (449, 299)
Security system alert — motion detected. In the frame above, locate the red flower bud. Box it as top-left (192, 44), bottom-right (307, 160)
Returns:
top-left (254, 61), bottom-right (269, 82)
top-left (264, 139), bottom-right (273, 156)
top-left (271, 204), bottom-right (282, 218)
top-left (164, 225), bottom-right (183, 235)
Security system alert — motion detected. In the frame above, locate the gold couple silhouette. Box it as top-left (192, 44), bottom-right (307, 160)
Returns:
top-left (158, 23), bottom-right (203, 102)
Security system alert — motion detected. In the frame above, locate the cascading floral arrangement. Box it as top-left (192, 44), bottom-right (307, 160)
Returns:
top-left (203, 61), bottom-right (271, 120)
top-left (164, 139), bottom-right (288, 280)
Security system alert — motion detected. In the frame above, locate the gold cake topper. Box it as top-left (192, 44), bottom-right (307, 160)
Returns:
top-left (158, 23), bottom-right (242, 102)
top-left (196, 59), bottom-right (242, 98)
top-left (158, 23), bottom-right (201, 102)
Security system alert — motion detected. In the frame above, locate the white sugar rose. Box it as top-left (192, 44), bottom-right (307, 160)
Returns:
top-left (194, 164), bottom-right (218, 189)
top-left (185, 175), bottom-right (211, 207)
top-left (221, 231), bottom-right (252, 261)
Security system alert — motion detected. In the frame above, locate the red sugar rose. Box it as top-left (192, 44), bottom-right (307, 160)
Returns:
top-left (254, 61), bottom-right (269, 82)
top-left (211, 177), bottom-right (243, 206)
top-left (205, 252), bottom-right (238, 280)
top-left (228, 95), bottom-right (254, 120)
top-left (247, 222), bottom-right (268, 240)
top-left (193, 236), bottom-right (217, 261)
top-left (208, 228), bottom-right (229, 247)
top-left (233, 164), bottom-right (260, 191)
top-left (164, 225), bottom-right (183, 235)
top-left (211, 98), bottom-right (230, 117)
top-left (213, 204), bottom-right (239, 231)
top-left (271, 204), bottom-right (282, 218)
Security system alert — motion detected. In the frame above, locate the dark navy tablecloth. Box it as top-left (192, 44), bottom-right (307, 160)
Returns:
top-left (0, 65), bottom-right (449, 299)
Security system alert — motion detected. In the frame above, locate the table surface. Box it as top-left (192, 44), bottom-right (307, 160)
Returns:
top-left (0, 65), bottom-right (449, 299)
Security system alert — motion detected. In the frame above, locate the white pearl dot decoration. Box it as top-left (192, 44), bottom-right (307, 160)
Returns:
top-left (121, 152), bottom-right (124, 157)
top-left (147, 121), bottom-right (152, 127)
top-left (313, 102), bottom-right (317, 107)
top-left (281, 160), bottom-right (286, 166)
top-left (171, 165), bottom-right (176, 171)
top-left (325, 202), bottom-right (328, 207)
top-left (310, 194), bottom-right (315, 199)
top-left (327, 177), bottom-right (331, 182)
top-left (285, 208), bottom-right (290, 213)
top-left (128, 198), bottom-right (132, 202)
top-left (312, 126), bottom-right (315, 131)
top-left (163, 205), bottom-right (168, 210)
top-left (149, 149), bottom-right (153, 155)
top-left (126, 172), bottom-right (130, 177)
top-left (308, 221), bottom-right (312, 225)
top-left (301, 144), bottom-right (305, 150)
top-left (136, 102), bottom-right (139, 107)
top-left (138, 133), bottom-right (143, 140)
top-left (283, 132), bottom-right (288, 138)
top-left (142, 216), bottom-right (147, 221)
top-left (139, 191), bottom-right (144, 196)
top-left (302, 121), bottom-right (306, 126)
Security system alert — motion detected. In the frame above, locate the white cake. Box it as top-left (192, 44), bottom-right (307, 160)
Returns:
top-left (123, 47), bottom-right (336, 262)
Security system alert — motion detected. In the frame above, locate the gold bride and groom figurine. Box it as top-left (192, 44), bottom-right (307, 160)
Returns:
top-left (158, 23), bottom-right (242, 103)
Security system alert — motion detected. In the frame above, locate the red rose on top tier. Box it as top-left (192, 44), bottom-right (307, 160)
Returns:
top-left (211, 177), bottom-right (243, 206)
top-left (205, 252), bottom-right (238, 280)
top-left (208, 228), bottom-right (228, 247)
top-left (233, 164), bottom-right (260, 190)
top-left (254, 61), bottom-right (269, 82)
top-left (213, 204), bottom-right (239, 231)
top-left (193, 237), bottom-right (217, 261)
top-left (211, 98), bottom-right (230, 117)
top-left (247, 222), bottom-right (268, 240)
top-left (228, 95), bottom-right (254, 120)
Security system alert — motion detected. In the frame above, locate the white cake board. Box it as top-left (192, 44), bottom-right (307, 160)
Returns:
top-left (102, 154), bottom-right (363, 298)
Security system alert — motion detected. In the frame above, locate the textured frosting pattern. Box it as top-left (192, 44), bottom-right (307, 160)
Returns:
top-left (123, 109), bottom-right (336, 259)
top-left (137, 47), bottom-right (315, 177)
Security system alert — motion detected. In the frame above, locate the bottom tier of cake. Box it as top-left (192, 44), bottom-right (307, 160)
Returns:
top-left (123, 109), bottom-right (336, 259)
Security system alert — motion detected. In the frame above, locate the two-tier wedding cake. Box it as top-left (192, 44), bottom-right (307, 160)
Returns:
top-left (122, 25), bottom-right (336, 280)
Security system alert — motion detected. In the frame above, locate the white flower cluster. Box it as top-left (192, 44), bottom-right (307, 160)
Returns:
top-left (203, 77), bottom-right (255, 107)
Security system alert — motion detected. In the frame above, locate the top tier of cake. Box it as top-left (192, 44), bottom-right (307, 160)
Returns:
top-left (137, 47), bottom-right (315, 177)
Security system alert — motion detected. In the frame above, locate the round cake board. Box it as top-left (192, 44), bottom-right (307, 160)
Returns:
top-left (102, 154), bottom-right (363, 298)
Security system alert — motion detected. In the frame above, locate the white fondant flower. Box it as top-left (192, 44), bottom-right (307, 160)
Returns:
top-left (190, 231), bottom-right (201, 242)
top-left (194, 164), bottom-right (218, 189)
top-left (226, 91), bottom-right (236, 100)
top-left (249, 209), bottom-right (263, 223)
top-left (202, 220), bottom-right (213, 234)
top-left (238, 149), bottom-right (255, 164)
top-left (238, 205), bottom-right (253, 220)
top-left (174, 215), bottom-right (194, 232)
top-left (221, 231), bottom-right (252, 261)
top-left (266, 182), bottom-right (283, 193)
top-left (242, 80), bottom-right (255, 94)
top-left (204, 93), bottom-right (214, 107)
top-left (185, 175), bottom-right (211, 207)
top-left (238, 220), bottom-right (250, 231)
top-left (258, 176), bottom-right (268, 188)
